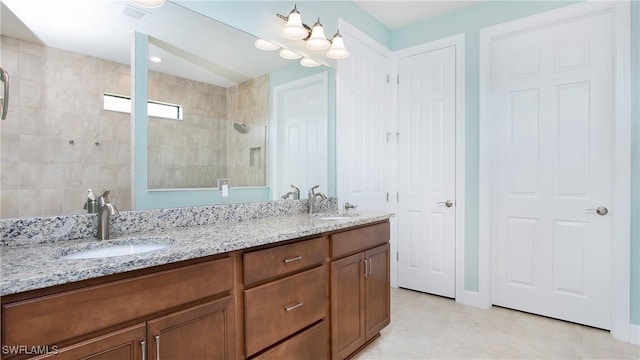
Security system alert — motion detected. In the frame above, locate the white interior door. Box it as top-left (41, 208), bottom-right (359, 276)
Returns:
top-left (490, 10), bottom-right (614, 329)
top-left (397, 46), bottom-right (456, 298)
top-left (272, 73), bottom-right (328, 199)
top-left (337, 23), bottom-right (391, 212)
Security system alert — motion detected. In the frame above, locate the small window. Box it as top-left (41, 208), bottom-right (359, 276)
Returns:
top-left (103, 93), bottom-right (183, 120)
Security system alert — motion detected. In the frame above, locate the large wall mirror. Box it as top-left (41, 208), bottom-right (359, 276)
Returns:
top-left (0, 0), bottom-right (335, 219)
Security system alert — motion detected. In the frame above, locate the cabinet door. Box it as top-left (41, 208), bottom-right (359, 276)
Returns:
top-left (364, 244), bottom-right (390, 340)
top-left (147, 296), bottom-right (236, 360)
top-left (330, 252), bottom-right (365, 360)
top-left (31, 324), bottom-right (146, 360)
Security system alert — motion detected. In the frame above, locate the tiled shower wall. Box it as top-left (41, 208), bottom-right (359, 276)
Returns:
top-left (147, 73), bottom-right (268, 189)
top-left (0, 36), bottom-right (268, 218)
top-left (0, 36), bottom-right (132, 218)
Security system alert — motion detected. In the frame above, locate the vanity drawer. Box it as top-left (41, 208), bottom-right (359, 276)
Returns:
top-left (253, 321), bottom-right (328, 360)
top-left (244, 266), bottom-right (327, 356)
top-left (3, 257), bottom-right (233, 348)
top-left (244, 237), bottom-right (325, 286)
top-left (331, 222), bottom-right (390, 259)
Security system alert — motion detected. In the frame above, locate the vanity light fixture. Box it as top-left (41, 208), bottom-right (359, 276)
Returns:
top-left (305, 19), bottom-right (331, 51)
top-left (276, 4), bottom-right (349, 59)
top-left (279, 5), bottom-right (308, 40)
top-left (325, 31), bottom-right (350, 59)
top-left (130, 0), bottom-right (166, 8)
top-left (254, 39), bottom-right (280, 51)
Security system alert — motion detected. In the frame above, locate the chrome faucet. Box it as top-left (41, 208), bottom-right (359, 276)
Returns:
top-left (97, 190), bottom-right (119, 240)
top-left (307, 185), bottom-right (327, 214)
top-left (281, 185), bottom-right (300, 200)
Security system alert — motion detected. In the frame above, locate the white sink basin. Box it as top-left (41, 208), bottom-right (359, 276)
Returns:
top-left (63, 242), bottom-right (171, 259)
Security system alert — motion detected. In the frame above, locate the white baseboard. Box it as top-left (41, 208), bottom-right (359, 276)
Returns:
top-left (630, 324), bottom-right (640, 345)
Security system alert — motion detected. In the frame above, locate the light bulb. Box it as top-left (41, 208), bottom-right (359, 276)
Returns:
top-left (325, 31), bottom-right (350, 59)
top-left (306, 18), bottom-right (330, 51)
top-left (281, 6), bottom-right (308, 40)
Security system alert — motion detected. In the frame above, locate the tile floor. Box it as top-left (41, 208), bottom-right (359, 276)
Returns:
top-left (354, 288), bottom-right (640, 359)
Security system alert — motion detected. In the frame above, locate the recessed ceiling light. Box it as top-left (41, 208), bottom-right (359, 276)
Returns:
top-left (149, 56), bottom-right (163, 63)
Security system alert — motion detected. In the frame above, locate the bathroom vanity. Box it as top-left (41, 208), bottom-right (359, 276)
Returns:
top-left (0, 212), bottom-right (391, 360)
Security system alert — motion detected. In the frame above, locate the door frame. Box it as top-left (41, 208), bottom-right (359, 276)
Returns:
top-left (271, 71), bottom-right (329, 200)
top-left (393, 34), bottom-right (466, 301)
top-left (479, 1), bottom-right (631, 341)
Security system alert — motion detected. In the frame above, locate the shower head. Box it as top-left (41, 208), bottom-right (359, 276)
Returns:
top-left (233, 123), bottom-right (248, 134)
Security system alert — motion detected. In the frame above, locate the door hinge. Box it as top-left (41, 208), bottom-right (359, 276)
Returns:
top-left (396, 251), bottom-right (399, 261)
top-left (386, 74), bottom-right (390, 83)
top-left (397, 192), bottom-right (399, 202)
top-left (386, 192), bottom-right (389, 202)
top-left (397, 74), bottom-right (399, 85)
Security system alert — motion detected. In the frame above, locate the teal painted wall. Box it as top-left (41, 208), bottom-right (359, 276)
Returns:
top-left (630, 0), bottom-right (639, 326)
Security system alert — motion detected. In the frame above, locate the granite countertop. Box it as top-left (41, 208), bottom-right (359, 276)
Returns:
top-left (0, 212), bottom-right (392, 297)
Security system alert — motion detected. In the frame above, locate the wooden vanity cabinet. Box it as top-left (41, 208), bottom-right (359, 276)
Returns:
top-left (243, 237), bottom-right (329, 359)
top-left (330, 222), bottom-right (390, 360)
top-left (1, 256), bottom-right (237, 360)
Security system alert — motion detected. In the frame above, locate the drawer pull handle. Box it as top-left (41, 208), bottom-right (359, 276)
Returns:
top-left (154, 335), bottom-right (160, 360)
top-left (284, 301), bottom-right (303, 312)
top-left (283, 255), bottom-right (302, 263)
top-left (141, 340), bottom-right (147, 360)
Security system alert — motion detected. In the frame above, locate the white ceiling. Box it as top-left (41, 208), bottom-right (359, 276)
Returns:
top-left (1, 0), bottom-right (481, 87)
top-left (354, 0), bottom-right (483, 29)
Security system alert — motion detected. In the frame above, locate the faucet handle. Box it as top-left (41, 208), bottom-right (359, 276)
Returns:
top-left (344, 202), bottom-right (358, 210)
top-left (309, 185), bottom-right (320, 194)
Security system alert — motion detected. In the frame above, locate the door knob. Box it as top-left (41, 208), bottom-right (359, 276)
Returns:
top-left (585, 206), bottom-right (608, 216)
top-left (437, 200), bottom-right (453, 208)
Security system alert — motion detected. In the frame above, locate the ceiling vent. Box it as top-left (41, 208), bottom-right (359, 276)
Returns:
top-left (119, 3), bottom-right (151, 21)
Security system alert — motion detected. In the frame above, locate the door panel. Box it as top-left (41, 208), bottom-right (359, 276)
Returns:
top-left (491, 11), bottom-right (613, 329)
top-left (337, 29), bottom-right (390, 211)
top-left (398, 46), bottom-right (456, 298)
